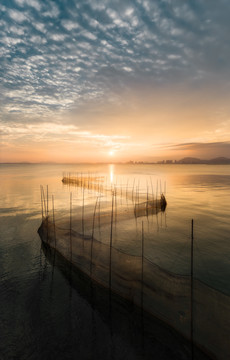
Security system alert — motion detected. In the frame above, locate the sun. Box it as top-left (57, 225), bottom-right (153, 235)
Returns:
top-left (108, 150), bottom-right (114, 156)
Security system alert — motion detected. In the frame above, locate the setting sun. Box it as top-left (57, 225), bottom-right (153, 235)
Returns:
top-left (109, 150), bottom-right (115, 156)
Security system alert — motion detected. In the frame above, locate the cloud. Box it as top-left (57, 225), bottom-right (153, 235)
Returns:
top-left (2, 36), bottom-right (23, 45)
top-left (30, 35), bottom-right (46, 44)
top-left (166, 141), bottom-right (230, 150)
top-left (0, 122), bottom-right (130, 151)
top-left (61, 19), bottom-right (79, 31)
top-left (123, 67), bottom-right (132, 72)
top-left (81, 30), bottom-right (97, 41)
top-left (1, 0), bottom-right (230, 161)
top-left (33, 21), bottom-right (46, 33)
top-left (14, 0), bottom-right (41, 11)
top-left (8, 9), bottom-right (27, 22)
top-left (43, 2), bottom-right (59, 18)
top-left (164, 141), bottom-right (230, 159)
top-left (49, 33), bottom-right (66, 42)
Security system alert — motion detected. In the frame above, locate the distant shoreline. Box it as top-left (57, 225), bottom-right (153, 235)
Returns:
top-left (1, 157), bottom-right (230, 166)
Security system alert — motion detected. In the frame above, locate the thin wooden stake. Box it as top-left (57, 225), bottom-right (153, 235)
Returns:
top-left (98, 194), bottom-right (101, 230)
top-left (150, 177), bottom-right (154, 202)
top-left (82, 187), bottom-right (85, 236)
top-left (70, 192), bottom-right (72, 232)
top-left (70, 192), bottom-right (72, 259)
top-left (146, 181), bottom-right (149, 218)
top-left (132, 178), bottom-right (136, 202)
top-left (115, 186), bottom-right (117, 224)
top-left (46, 185), bottom-right (49, 218)
top-left (52, 195), bottom-right (56, 248)
top-left (141, 221), bottom-right (144, 311)
top-left (109, 192), bottom-right (114, 291)
top-left (41, 186), bottom-right (46, 217)
top-left (138, 179), bottom-right (140, 203)
top-left (45, 185), bottom-right (49, 243)
top-left (91, 197), bottom-right (98, 240)
top-left (156, 180), bottom-right (158, 200)
top-left (191, 219), bottom-right (194, 360)
top-left (90, 197), bottom-right (98, 277)
top-left (40, 185), bottom-right (44, 219)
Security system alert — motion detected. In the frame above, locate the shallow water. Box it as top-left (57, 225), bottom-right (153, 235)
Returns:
top-left (0, 163), bottom-right (229, 359)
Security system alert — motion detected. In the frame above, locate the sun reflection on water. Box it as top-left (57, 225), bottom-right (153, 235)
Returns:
top-left (109, 164), bottom-right (114, 184)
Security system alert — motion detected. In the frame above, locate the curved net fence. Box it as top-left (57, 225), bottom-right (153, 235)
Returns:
top-left (38, 183), bottom-right (230, 360)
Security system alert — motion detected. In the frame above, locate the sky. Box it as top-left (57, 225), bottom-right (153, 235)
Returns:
top-left (1, 0), bottom-right (230, 163)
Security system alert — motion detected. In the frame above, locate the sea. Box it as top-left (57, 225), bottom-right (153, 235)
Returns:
top-left (0, 163), bottom-right (229, 360)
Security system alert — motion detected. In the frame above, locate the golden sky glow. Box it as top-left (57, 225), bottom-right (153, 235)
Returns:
top-left (1, 1), bottom-right (230, 163)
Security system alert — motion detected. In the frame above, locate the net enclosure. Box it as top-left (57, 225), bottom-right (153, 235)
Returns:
top-left (38, 179), bottom-right (230, 360)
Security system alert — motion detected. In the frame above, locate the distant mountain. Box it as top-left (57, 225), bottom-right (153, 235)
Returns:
top-left (177, 157), bottom-right (204, 164)
top-left (176, 157), bottom-right (230, 164)
top-left (207, 157), bottom-right (230, 164)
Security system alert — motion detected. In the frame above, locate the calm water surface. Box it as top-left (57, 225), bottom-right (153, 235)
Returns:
top-left (0, 163), bottom-right (229, 359)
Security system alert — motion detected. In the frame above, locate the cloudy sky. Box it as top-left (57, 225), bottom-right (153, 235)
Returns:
top-left (1, 0), bottom-right (230, 162)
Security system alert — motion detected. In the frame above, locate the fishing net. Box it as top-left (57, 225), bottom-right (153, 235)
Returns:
top-left (38, 181), bottom-right (230, 360)
top-left (38, 213), bottom-right (230, 360)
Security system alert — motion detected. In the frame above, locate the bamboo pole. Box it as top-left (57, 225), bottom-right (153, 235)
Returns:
top-left (141, 221), bottom-right (144, 311)
top-left (46, 185), bottom-right (49, 218)
top-left (40, 185), bottom-right (44, 219)
top-left (45, 185), bottom-right (49, 243)
top-left (91, 197), bottom-right (98, 240)
top-left (149, 177), bottom-right (153, 202)
top-left (82, 187), bottom-right (85, 236)
top-left (52, 195), bottom-right (56, 248)
top-left (109, 192), bottom-right (114, 291)
top-left (191, 219), bottom-right (194, 360)
top-left (70, 192), bottom-right (72, 260)
top-left (90, 197), bottom-right (98, 277)
top-left (134, 185), bottom-right (137, 217)
top-left (115, 186), bottom-right (117, 224)
top-left (41, 186), bottom-right (46, 217)
top-left (138, 179), bottom-right (140, 203)
top-left (70, 192), bottom-right (72, 231)
top-left (141, 220), bottom-right (145, 355)
top-left (98, 192), bottom-right (101, 230)
top-left (146, 180), bottom-right (149, 218)
top-left (132, 178), bottom-right (136, 202)
top-left (156, 180), bottom-right (158, 201)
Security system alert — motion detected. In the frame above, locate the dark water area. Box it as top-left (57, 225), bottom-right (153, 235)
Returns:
top-left (0, 213), bottom-right (202, 360)
top-left (0, 214), bottom-right (208, 360)
top-left (0, 163), bottom-right (230, 359)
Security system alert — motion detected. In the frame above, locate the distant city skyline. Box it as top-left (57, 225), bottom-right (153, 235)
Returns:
top-left (1, 0), bottom-right (230, 163)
